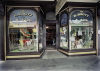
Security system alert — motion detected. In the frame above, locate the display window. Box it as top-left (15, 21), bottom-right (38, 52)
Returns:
top-left (69, 9), bottom-right (94, 50)
top-left (60, 27), bottom-right (68, 49)
top-left (69, 26), bottom-right (93, 49)
top-left (59, 8), bottom-right (95, 51)
top-left (7, 8), bottom-right (43, 54)
top-left (60, 12), bottom-right (68, 49)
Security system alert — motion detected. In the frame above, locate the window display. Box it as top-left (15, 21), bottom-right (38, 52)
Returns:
top-left (69, 26), bottom-right (93, 49)
top-left (9, 9), bottom-right (39, 52)
top-left (60, 12), bottom-right (68, 49)
top-left (60, 27), bottom-right (68, 49)
top-left (69, 9), bottom-right (94, 50)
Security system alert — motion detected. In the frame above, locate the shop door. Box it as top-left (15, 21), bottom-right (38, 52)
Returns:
top-left (46, 21), bottom-right (56, 50)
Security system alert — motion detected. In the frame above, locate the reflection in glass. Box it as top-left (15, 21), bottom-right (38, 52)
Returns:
top-left (60, 27), bottom-right (68, 49)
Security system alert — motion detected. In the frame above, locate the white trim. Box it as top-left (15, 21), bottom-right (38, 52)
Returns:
top-left (67, 0), bottom-right (99, 3)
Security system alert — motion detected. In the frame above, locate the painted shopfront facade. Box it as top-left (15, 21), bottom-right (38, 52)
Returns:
top-left (0, 0), bottom-right (100, 60)
top-left (58, 7), bottom-right (97, 55)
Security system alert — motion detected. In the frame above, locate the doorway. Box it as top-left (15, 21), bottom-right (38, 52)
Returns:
top-left (46, 22), bottom-right (56, 50)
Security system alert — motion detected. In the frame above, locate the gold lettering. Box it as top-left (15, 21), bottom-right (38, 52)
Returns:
top-left (73, 13), bottom-right (89, 18)
top-left (14, 13), bottom-right (33, 17)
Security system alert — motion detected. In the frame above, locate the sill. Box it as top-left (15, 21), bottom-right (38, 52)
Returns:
top-left (6, 50), bottom-right (44, 59)
top-left (58, 48), bottom-right (97, 56)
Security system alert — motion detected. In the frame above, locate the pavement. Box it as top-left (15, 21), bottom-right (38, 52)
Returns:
top-left (0, 50), bottom-right (100, 71)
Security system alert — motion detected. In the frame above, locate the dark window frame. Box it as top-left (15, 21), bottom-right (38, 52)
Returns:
top-left (69, 8), bottom-right (96, 50)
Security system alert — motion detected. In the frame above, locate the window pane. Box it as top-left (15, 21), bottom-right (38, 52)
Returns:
top-left (70, 26), bottom-right (93, 49)
top-left (9, 9), bottom-right (38, 52)
top-left (69, 9), bottom-right (94, 50)
top-left (60, 12), bottom-right (68, 49)
top-left (60, 26), bottom-right (68, 49)
top-left (61, 13), bottom-right (67, 25)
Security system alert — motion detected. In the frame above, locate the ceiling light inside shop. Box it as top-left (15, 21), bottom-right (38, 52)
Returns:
top-left (46, 26), bottom-right (49, 29)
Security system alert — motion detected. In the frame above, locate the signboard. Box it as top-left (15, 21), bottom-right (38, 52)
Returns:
top-left (9, 9), bottom-right (37, 28)
top-left (70, 10), bottom-right (93, 24)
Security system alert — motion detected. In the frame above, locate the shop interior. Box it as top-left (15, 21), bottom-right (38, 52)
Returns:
top-left (46, 23), bottom-right (56, 50)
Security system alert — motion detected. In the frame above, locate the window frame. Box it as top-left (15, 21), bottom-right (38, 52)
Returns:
top-left (69, 8), bottom-right (96, 50)
top-left (59, 8), bottom-right (96, 51)
top-left (59, 11), bottom-right (69, 49)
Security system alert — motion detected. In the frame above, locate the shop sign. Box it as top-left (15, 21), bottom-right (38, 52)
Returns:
top-left (9, 9), bottom-right (37, 28)
top-left (70, 10), bottom-right (93, 24)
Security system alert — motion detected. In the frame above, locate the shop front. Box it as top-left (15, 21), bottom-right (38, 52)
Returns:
top-left (5, 4), bottom-right (98, 60)
top-left (5, 6), bottom-right (44, 59)
top-left (0, 0), bottom-right (99, 60)
top-left (58, 6), bottom-right (97, 56)
top-left (2, 0), bottom-right (56, 60)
